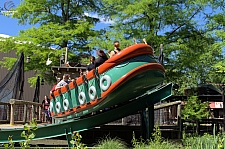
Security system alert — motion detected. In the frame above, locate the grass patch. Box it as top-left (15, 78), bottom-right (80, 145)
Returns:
top-left (95, 136), bottom-right (127, 149)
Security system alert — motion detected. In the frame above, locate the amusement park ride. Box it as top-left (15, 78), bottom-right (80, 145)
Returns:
top-left (0, 44), bottom-right (173, 146)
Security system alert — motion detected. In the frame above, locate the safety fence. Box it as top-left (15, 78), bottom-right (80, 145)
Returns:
top-left (107, 101), bottom-right (182, 126)
top-left (0, 99), bottom-right (43, 125)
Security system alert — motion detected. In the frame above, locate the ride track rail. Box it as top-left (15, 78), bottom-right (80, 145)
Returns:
top-left (0, 83), bottom-right (173, 144)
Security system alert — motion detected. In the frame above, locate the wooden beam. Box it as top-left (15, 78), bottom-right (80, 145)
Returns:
top-left (0, 102), bottom-right (10, 105)
top-left (154, 101), bottom-right (182, 110)
top-left (9, 99), bottom-right (41, 106)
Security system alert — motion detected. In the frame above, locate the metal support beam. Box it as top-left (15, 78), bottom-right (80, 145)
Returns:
top-left (148, 104), bottom-right (154, 139)
top-left (140, 104), bottom-right (154, 140)
top-left (65, 128), bottom-right (73, 147)
top-left (140, 110), bottom-right (148, 139)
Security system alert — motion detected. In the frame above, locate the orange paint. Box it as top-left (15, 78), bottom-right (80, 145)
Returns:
top-left (69, 80), bottom-right (77, 89)
top-left (53, 89), bottom-right (61, 97)
top-left (53, 63), bottom-right (164, 118)
top-left (51, 44), bottom-right (162, 118)
top-left (101, 63), bottom-right (165, 98)
top-left (61, 85), bottom-right (69, 93)
top-left (98, 44), bottom-right (154, 74)
top-left (86, 69), bottom-right (96, 80)
top-left (76, 76), bottom-right (85, 86)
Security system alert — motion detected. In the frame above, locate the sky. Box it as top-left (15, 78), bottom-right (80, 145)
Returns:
top-left (0, 0), bottom-right (111, 36)
top-left (0, 0), bottom-right (30, 36)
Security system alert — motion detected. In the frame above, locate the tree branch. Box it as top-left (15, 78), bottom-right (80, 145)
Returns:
top-left (69, 0), bottom-right (79, 18)
top-left (167, 6), bottom-right (202, 38)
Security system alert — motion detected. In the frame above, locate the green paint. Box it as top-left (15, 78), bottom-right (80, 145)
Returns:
top-left (0, 83), bottom-right (172, 143)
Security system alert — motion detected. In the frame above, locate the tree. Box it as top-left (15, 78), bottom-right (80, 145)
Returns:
top-left (206, 11), bottom-right (225, 83)
top-left (0, 0), bottom-right (103, 86)
top-left (90, 0), bottom-right (225, 94)
top-left (182, 96), bottom-right (209, 134)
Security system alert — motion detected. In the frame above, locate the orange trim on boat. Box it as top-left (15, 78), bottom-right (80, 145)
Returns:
top-left (61, 85), bottom-right (69, 93)
top-left (53, 89), bottom-right (61, 97)
top-left (52, 63), bottom-right (164, 118)
top-left (69, 80), bottom-right (77, 89)
top-left (101, 63), bottom-right (165, 99)
top-left (107, 44), bottom-right (153, 63)
top-left (51, 44), bottom-right (161, 118)
top-left (86, 69), bottom-right (96, 80)
top-left (76, 76), bottom-right (85, 86)
top-left (51, 112), bottom-right (54, 116)
top-left (64, 109), bottom-right (74, 115)
top-left (98, 44), bottom-right (154, 74)
top-left (54, 63), bottom-right (164, 117)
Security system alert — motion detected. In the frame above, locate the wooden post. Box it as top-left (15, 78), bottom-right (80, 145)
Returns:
top-left (31, 105), bottom-right (34, 120)
top-left (122, 118), bottom-right (126, 125)
top-left (65, 47), bottom-right (68, 64)
top-left (8, 99), bottom-right (41, 124)
top-left (7, 104), bottom-right (10, 121)
top-left (23, 104), bottom-right (27, 123)
top-left (10, 104), bottom-right (14, 125)
top-left (39, 106), bottom-right (41, 122)
top-left (27, 105), bottom-right (30, 121)
top-left (35, 105), bottom-right (37, 119)
top-left (177, 104), bottom-right (182, 139)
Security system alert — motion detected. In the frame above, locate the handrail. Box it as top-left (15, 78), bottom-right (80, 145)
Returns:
top-left (9, 99), bottom-right (42, 106)
top-left (154, 101), bottom-right (182, 110)
top-left (0, 101), bottom-right (10, 105)
top-left (0, 99), bottom-right (43, 125)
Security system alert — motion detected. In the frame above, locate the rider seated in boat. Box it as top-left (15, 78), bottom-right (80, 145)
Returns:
top-left (86, 56), bottom-right (95, 72)
top-left (50, 77), bottom-right (61, 94)
top-left (109, 41), bottom-right (121, 58)
top-left (133, 38), bottom-right (148, 45)
top-left (55, 74), bottom-right (71, 89)
top-left (94, 49), bottom-right (108, 68)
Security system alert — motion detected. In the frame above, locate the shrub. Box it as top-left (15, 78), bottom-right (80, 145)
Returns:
top-left (95, 136), bottom-right (127, 149)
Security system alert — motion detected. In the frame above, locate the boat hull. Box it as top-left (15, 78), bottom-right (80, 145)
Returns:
top-left (50, 44), bottom-right (165, 118)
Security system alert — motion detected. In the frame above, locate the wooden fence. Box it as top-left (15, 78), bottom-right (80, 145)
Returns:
top-left (0, 99), bottom-right (42, 125)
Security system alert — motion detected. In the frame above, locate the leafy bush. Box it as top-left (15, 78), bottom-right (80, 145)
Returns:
top-left (183, 132), bottom-right (225, 149)
top-left (95, 136), bottom-right (127, 149)
top-left (132, 126), bottom-right (181, 149)
top-left (70, 132), bottom-right (87, 149)
top-left (4, 118), bottom-right (38, 149)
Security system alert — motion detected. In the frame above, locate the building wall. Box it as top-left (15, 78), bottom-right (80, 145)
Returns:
top-left (0, 51), bottom-right (52, 102)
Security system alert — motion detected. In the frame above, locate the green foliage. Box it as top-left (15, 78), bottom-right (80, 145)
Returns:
top-left (98, 0), bottom-right (225, 93)
top-left (95, 136), bottom-right (127, 149)
top-left (4, 118), bottom-right (38, 149)
top-left (132, 126), bottom-right (181, 149)
top-left (3, 136), bottom-right (14, 149)
top-left (182, 132), bottom-right (225, 149)
top-left (182, 96), bottom-right (209, 122)
top-left (70, 132), bottom-right (87, 149)
top-left (1, 0), bottom-right (225, 90)
top-left (0, 0), bottom-right (103, 86)
top-left (131, 132), bottom-right (148, 149)
top-left (19, 118), bottom-right (38, 148)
